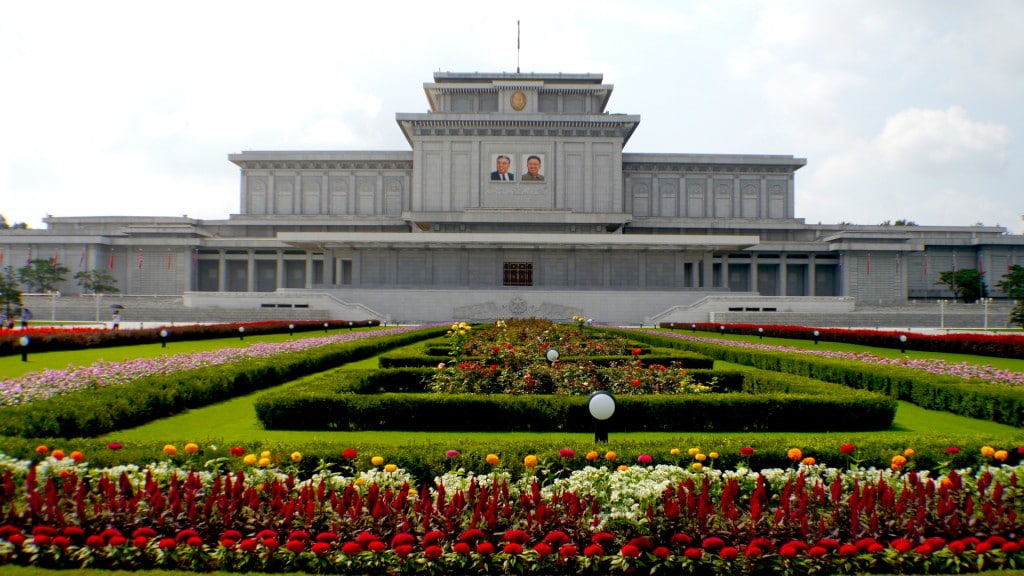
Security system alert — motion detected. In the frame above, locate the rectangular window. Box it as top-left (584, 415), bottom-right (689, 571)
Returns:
top-left (339, 259), bottom-right (353, 285)
top-left (503, 262), bottom-right (533, 286)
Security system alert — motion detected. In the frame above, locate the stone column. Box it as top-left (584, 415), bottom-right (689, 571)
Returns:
top-left (780, 254), bottom-right (788, 296)
top-left (276, 252), bottom-right (285, 289)
top-left (246, 251), bottom-right (255, 292)
top-left (809, 254), bottom-right (817, 296)
top-left (720, 253), bottom-right (729, 289)
top-left (750, 254), bottom-right (759, 293)
top-left (702, 252), bottom-right (713, 288)
top-left (218, 253), bottom-right (226, 292)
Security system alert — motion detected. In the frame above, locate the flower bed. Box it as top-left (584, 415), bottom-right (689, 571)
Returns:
top-left (0, 447), bottom-right (1022, 574)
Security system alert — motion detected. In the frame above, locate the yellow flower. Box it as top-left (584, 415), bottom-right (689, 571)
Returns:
top-left (384, 463), bottom-right (398, 473)
top-left (670, 448), bottom-right (681, 456)
top-left (260, 450), bottom-right (271, 459)
top-left (708, 452), bottom-right (719, 460)
top-left (258, 457), bottom-right (271, 467)
top-left (451, 323), bottom-right (459, 331)
top-left (290, 451), bottom-right (302, 462)
top-left (616, 465), bottom-right (628, 472)
top-left (243, 454), bottom-right (258, 466)
top-left (605, 451), bottom-right (617, 461)
top-left (371, 456), bottom-right (385, 466)
top-left (687, 447), bottom-right (700, 456)
top-left (981, 445), bottom-right (996, 458)
top-left (585, 451), bottom-right (599, 461)
top-left (995, 450), bottom-right (1008, 462)
top-left (903, 448), bottom-right (915, 457)
top-left (787, 448), bottom-right (803, 461)
top-left (486, 454), bottom-right (500, 465)
top-left (184, 443), bottom-right (199, 454)
top-left (891, 455), bottom-right (907, 470)
top-left (523, 454), bottom-right (539, 468)
top-left (691, 462), bottom-right (703, 471)
top-left (354, 478), bottom-right (366, 486)
top-left (802, 457), bottom-right (816, 466)
top-left (163, 445), bottom-right (178, 457)
top-left (695, 453), bottom-right (707, 462)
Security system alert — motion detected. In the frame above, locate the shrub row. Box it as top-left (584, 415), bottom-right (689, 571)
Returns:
top-left (0, 320), bottom-right (381, 356)
top-left (0, 327), bottom-right (446, 439)
top-left (379, 341), bottom-right (715, 369)
top-left (629, 329), bottom-right (1024, 427)
top-left (254, 367), bottom-right (895, 432)
top-left (660, 322), bottom-right (1024, 359)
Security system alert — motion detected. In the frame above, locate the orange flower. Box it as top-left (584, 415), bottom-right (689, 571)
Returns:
top-left (802, 457), bottom-right (816, 466)
top-left (523, 455), bottom-right (539, 468)
top-left (51, 449), bottom-right (66, 460)
top-left (290, 451), bottom-right (302, 462)
top-left (70, 451), bottom-right (84, 462)
top-left (787, 448), bottom-right (803, 461)
top-left (35, 445), bottom-right (49, 455)
top-left (605, 451), bottom-right (617, 461)
top-left (903, 448), bottom-right (915, 457)
top-left (891, 455), bottom-right (907, 470)
top-left (184, 443), bottom-right (200, 454)
top-left (616, 465), bottom-right (628, 472)
top-left (995, 450), bottom-right (1008, 462)
top-left (585, 451), bottom-right (599, 461)
top-left (371, 456), bottom-right (385, 466)
top-left (981, 446), bottom-right (996, 458)
top-left (486, 454), bottom-right (500, 465)
top-left (163, 445), bottom-right (178, 457)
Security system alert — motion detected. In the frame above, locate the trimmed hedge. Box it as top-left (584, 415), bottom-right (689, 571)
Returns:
top-left (624, 329), bottom-right (1024, 428)
top-left (255, 367), bottom-right (896, 432)
top-left (0, 327), bottom-right (446, 439)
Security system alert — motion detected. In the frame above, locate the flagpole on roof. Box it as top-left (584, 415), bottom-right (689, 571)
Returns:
top-left (517, 20), bottom-right (520, 73)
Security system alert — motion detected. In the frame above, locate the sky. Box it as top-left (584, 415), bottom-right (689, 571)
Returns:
top-left (2, 1), bottom-right (1021, 232)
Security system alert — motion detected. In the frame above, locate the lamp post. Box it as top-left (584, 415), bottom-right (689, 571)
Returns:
top-left (160, 329), bottom-right (168, 348)
top-left (899, 334), bottom-right (908, 354)
top-left (587, 391), bottom-right (616, 443)
top-left (982, 297), bottom-right (992, 330)
top-left (757, 327), bottom-right (764, 340)
top-left (938, 299), bottom-right (946, 330)
top-left (288, 323), bottom-right (295, 336)
top-left (545, 348), bottom-right (559, 364)
top-left (324, 322), bottom-right (329, 333)
top-left (813, 330), bottom-right (820, 345)
top-left (19, 336), bottom-right (29, 362)
top-left (238, 326), bottom-right (246, 340)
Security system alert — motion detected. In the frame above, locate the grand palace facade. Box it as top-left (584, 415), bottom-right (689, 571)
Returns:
top-left (3, 72), bottom-right (1022, 325)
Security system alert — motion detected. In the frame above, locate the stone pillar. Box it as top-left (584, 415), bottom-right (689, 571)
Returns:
top-left (750, 254), bottom-right (759, 293)
top-left (305, 254), bottom-right (314, 288)
top-left (702, 252), bottom-right (713, 288)
top-left (218, 253), bottom-right (226, 292)
top-left (323, 250), bottom-right (335, 286)
top-left (809, 254), bottom-right (817, 296)
top-left (246, 251), bottom-right (255, 292)
top-left (720, 254), bottom-right (729, 289)
top-left (276, 252), bottom-right (285, 289)
top-left (780, 254), bottom-right (788, 296)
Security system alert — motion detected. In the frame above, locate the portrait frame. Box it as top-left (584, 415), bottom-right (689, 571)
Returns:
top-left (521, 153), bottom-right (545, 182)
top-left (490, 153), bottom-right (515, 182)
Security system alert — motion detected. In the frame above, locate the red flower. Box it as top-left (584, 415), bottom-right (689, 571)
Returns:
top-left (780, 544), bottom-right (800, 558)
top-left (391, 533), bottom-right (416, 548)
top-left (316, 532), bottom-right (338, 543)
top-left (311, 542), bottom-right (331, 557)
top-left (503, 543), bottom-right (523, 555)
top-left (133, 536), bottom-right (149, 549)
top-left (948, 541), bottom-right (967, 555)
top-left (229, 446), bottom-right (245, 457)
top-left (559, 544), bottom-right (579, 558)
top-left (671, 533), bottom-right (693, 548)
top-left (839, 544), bottom-right (859, 557)
top-left (891, 539), bottom-right (913, 553)
top-left (341, 542), bottom-right (362, 555)
top-left (702, 536), bottom-right (724, 550)
top-left (620, 544), bottom-right (641, 558)
top-left (239, 539), bottom-right (258, 552)
top-left (632, 348), bottom-right (642, 356)
top-left (808, 546), bottom-right (828, 558)
top-left (355, 531), bottom-right (378, 546)
top-left (503, 529), bottom-right (530, 544)
top-left (584, 544), bottom-right (604, 557)
top-left (158, 538), bottom-right (177, 549)
top-left (592, 532), bottom-right (616, 546)
top-left (946, 446), bottom-right (961, 454)
top-left (289, 530), bottom-right (311, 542)
top-left (840, 443), bottom-right (856, 455)
top-left (744, 546), bottom-right (763, 558)
top-left (394, 544), bottom-right (413, 558)
top-left (368, 541), bottom-right (387, 553)
top-left (423, 530), bottom-right (447, 546)
top-left (739, 447), bottom-right (755, 457)
top-left (631, 378), bottom-right (642, 387)
top-left (221, 529), bottom-right (243, 542)
top-left (453, 542), bottom-right (472, 556)
top-left (684, 547), bottom-right (704, 560)
top-left (720, 546), bottom-right (739, 560)
top-left (86, 535), bottom-right (106, 548)
top-left (543, 531), bottom-right (570, 548)
top-left (460, 529), bottom-right (486, 543)
top-left (109, 536), bottom-right (127, 547)
top-left (653, 546), bottom-right (671, 559)
top-left (477, 542), bottom-right (495, 555)
top-left (424, 545), bottom-right (444, 560)
top-left (533, 543), bottom-right (552, 558)
top-left (342, 448), bottom-right (358, 460)
top-left (558, 448), bottom-right (575, 459)
top-left (1003, 542), bottom-right (1021, 554)
top-left (628, 536), bottom-right (652, 551)
top-left (33, 535), bottom-right (52, 547)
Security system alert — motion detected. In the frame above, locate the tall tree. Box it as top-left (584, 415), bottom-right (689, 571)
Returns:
top-left (935, 268), bottom-right (987, 303)
top-left (0, 265), bottom-right (23, 318)
top-left (73, 269), bottom-right (120, 294)
top-left (996, 264), bottom-right (1024, 328)
top-left (17, 258), bottom-right (70, 293)
top-left (0, 215), bottom-right (28, 229)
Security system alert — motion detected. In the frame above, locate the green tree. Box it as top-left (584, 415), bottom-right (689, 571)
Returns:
top-left (935, 268), bottom-right (987, 303)
top-left (0, 215), bottom-right (28, 229)
top-left (996, 264), bottom-right (1024, 328)
top-left (17, 258), bottom-right (70, 293)
top-left (0, 265), bottom-right (23, 318)
top-left (73, 269), bottom-right (120, 294)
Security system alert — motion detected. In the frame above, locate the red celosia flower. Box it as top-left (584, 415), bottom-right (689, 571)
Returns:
top-left (503, 529), bottom-right (530, 544)
top-left (684, 547), bottom-right (704, 560)
top-left (584, 544), bottom-right (604, 557)
top-left (394, 544), bottom-right (413, 557)
top-left (229, 446), bottom-right (245, 457)
top-left (503, 543), bottom-right (523, 555)
top-left (285, 540), bottom-right (306, 554)
top-left (837, 544), bottom-right (858, 557)
top-left (158, 538), bottom-right (176, 549)
top-left (628, 536), bottom-right (652, 550)
top-left (220, 530), bottom-right (243, 542)
top-left (720, 546), bottom-right (739, 560)
top-left (86, 535), bottom-right (106, 548)
top-left (453, 542), bottom-right (472, 555)
top-left (368, 541), bottom-right (387, 553)
top-left (239, 539), bottom-right (258, 552)
top-left (477, 542), bottom-right (495, 555)
top-left (533, 543), bottom-right (552, 558)
top-left (355, 531), bottom-right (378, 546)
top-left (341, 542), bottom-right (362, 555)
top-left (289, 530), bottom-right (311, 542)
top-left (1003, 542), bottom-right (1021, 554)
top-left (891, 539), bottom-right (913, 553)
top-left (653, 546), bottom-right (671, 559)
top-left (391, 533), bottom-right (416, 548)
top-left (316, 532), bottom-right (338, 543)
top-left (948, 541), bottom-right (967, 555)
top-left (559, 544), bottom-right (579, 558)
top-left (263, 539), bottom-right (280, 551)
top-left (702, 537), bottom-right (724, 550)
top-left (184, 537), bottom-right (202, 548)
top-left (256, 529), bottom-right (278, 540)
top-left (132, 536), bottom-right (148, 549)
top-left (459, 529), bottom-right (486, 543)
top-left (915, 544), bottom-right (932, 555)
top-left (780, 544), bottom-right (800, 558)
top-left (543, 531), bottom-right (570, 548)
top-left (620, 544), bottom-right (641, 558)
top-left (592, 532), bottom-right (616, 546)
top-left (671, 533), bottom-right (693, 548)
top-left (33, 535), bottom-right (52, 547)
top-left (63, 526), bottom-right (85, 542)
top-left (808, 546), bottom-right (828, 558)
top-left (176, 529), bottom-right (200, 543)
top-left (311, 542), bottom-right (331, 557)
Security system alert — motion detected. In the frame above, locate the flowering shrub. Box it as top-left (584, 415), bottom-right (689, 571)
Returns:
top-left (0, 449), bottom-right (1022, 574)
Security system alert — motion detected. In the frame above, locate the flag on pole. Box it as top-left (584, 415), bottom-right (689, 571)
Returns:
top-left (0, 250), bottom-right (4, 266)
top-left (51, 250), bottom-right (59, 266)
top-left (137, 252), bottom-right (144, 269)
top-left (866, 253), bottom-right (871, 275)
top-left (108, 250), bottom-right (115, 270)
top-left (166, 251), bottom-right (173, 270)
top-left (951, 251), bottom-right (958, 272)
top-left (26, 247), bottom-right (32, 266)
top-left (79, 248), bottom-right (87, 268)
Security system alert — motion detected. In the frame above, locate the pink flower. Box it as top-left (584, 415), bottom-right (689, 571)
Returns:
top-left (637, 453), bottom-right (653, 465)
top-left (558, 448), bottom-right (575, 458)
top-left (446, 449), bottom-right (459, 458)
